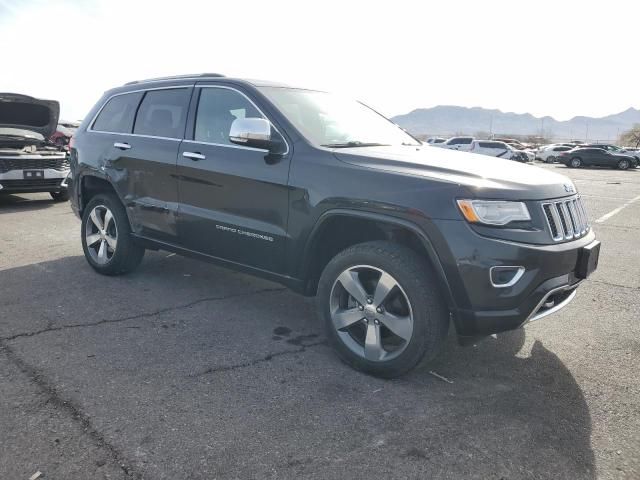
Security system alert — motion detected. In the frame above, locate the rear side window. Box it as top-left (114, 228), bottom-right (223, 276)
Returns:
top-left (194, 88), bottom-right (264, 145)
top-left (451, 137), bottom-right (472, 145)
top-left (133, 88), bottom-right (191, 139)
top-left (92, 92), bottom-right (143, 133)
top-left (479, 142), bottom-right (506, 149)
top-left (553, 146), bottom-right (571, 152)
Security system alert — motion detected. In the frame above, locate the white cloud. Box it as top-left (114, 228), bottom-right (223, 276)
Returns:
top-left (0, 0), bottom-right (636, 121)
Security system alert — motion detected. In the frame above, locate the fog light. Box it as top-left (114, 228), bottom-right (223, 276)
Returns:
top-left (490, 266), bottom-right (525, 288)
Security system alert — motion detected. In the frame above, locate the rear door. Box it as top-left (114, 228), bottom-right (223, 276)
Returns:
top-left (176, 84), bottom-right (291, 273)
top-left (118, 87), bottom-right (192, 242)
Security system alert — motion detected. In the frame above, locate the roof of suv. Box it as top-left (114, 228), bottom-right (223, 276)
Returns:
top-left (121, 73), bottom-right (291, 89)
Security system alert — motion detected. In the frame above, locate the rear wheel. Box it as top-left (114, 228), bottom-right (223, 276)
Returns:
top-left (617, 159), bottom-right (630, 170)
top-left (570, 157), bottom-right (582, 168)
top-left (81, 193), bottom-right (144, 275)
top-left (50, 190), bottom-right (69, 202)
top-left (317, 241), bottom-right (449, 378)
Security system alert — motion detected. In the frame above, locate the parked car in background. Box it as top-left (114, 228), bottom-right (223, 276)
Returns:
top-left (583, 143), bottom-right (640, 163)
top-left (0, 93), bottom-right (70, 201)
top-left (424, 137), bottom-right (446, 145)
top-left (538, 145), bottom-right (574, 163)
top-left (558, 147), bottom-right (636, 170)
top-left (436, 136), bottom-right (474, 151)
top-left (468, 140), bottom-right (521, 160)
top-left (493, 138), bottom-right (536, 161)
top-left (50, 120), bottom-right (80, 147)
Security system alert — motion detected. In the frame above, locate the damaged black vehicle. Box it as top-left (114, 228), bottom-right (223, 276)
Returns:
top-left (0, 93), bottom-right (70, 201)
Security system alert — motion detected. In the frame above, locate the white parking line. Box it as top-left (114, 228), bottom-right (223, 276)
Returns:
top-left (595, 194), bottom-right (640, 224)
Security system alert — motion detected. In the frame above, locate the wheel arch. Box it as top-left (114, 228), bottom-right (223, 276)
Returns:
top-left (299, 209), bottom-right (457, 314)
top-left (78, 173), bottom-right (120, 217)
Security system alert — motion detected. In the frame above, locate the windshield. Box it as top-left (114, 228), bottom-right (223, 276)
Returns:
top-left (258, 87), bottom-right (420, 147)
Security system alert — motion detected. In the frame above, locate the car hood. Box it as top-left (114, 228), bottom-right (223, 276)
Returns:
top-left (0, 93), bottom-right (60, 141)
top-left (333, 145), bottom-right (577, 200)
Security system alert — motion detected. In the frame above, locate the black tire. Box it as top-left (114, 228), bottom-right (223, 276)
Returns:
top-left (317, 241), bottom-right (449, 378)
top-left (50, 190), bottom-right (69, 202)
top-left (569, 157), bottom-right (582, 168)
top-left (546, 155), bottom-right (556, 163)
top-left (81, 193), bottom-right (144, 275)
top-left (617, 159), bottom-right (630, 170)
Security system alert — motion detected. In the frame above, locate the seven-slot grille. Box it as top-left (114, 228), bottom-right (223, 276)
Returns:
top-left (0, 156), bottom-right (69, 174)
top-left (541, 196), bottom-right (590, 242)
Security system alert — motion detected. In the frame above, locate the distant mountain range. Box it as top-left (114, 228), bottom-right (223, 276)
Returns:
top-left (391, 106), bottom-right (640, 142)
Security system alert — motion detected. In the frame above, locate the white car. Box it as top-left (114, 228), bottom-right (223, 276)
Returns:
top-left (468, 140), bottom-right (516, 159)
top-left (537, 145), bottom-right (574, 163)
top-left (424, 137), bottom-right (446, 145)
top-left (435, 136), bottom-right (475, 151)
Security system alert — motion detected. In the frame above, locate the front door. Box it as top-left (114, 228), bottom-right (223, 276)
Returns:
top-left (176, 85), bottom-right (291, 273)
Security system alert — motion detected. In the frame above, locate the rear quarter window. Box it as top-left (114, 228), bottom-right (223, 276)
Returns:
top-left (91, 92), bottom-right (143, 133)
top-left (133, 88), bottom-right (191, 139)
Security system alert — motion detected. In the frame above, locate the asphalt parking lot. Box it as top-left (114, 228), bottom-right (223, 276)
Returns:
top-left (1, 163), bottom-right (638, 480)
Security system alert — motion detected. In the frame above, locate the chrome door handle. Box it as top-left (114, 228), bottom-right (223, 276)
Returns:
top-left (183, 151), bottom-right (206, 161)
top-left (114, 142), bottom-right (131, 150)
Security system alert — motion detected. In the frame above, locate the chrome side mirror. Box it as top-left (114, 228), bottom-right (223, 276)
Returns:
top-left (229, 118), bottom-right (272, 150)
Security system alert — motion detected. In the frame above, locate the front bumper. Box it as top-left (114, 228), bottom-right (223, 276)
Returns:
top-left (0, 169), bottom-right (69, 193)
top-left (431, 219), bottom-right (598, 336)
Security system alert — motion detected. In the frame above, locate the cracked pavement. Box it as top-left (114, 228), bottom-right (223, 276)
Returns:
top-left (1, 164), bottom-right (639, 479)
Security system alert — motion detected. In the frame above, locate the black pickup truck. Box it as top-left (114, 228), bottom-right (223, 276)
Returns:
top-left (68, 74), bottom-right (600, 377)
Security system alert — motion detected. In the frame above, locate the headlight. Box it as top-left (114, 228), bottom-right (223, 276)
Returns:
top-left (456, 200), bottom-right (531, 226)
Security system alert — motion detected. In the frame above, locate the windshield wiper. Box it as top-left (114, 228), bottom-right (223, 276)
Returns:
top-left (321, 141), bottom-right (391, 148)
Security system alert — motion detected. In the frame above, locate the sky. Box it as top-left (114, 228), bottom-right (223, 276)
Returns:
top-left (0, 0), bottom-right (636, 122)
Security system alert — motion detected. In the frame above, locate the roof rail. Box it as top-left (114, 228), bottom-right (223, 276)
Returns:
top-left (124, 73), bottom-right (225, 85)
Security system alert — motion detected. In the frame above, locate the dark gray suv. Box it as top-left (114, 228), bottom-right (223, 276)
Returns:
top-left (69, 74), bottom-right (600, 377)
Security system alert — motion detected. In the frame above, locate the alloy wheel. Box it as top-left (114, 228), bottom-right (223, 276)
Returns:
top-left (85, 205), bottom-right (118, 265)
top-left (329, 265), bottom-right (414, 362)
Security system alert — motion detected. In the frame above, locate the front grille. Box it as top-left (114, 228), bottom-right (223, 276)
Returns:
top-left (0, 156), bottom-right (69, 174)
top-left (0, 179), bottom-right (63, 188)
top-left (541, 195), bottom-right (590, 242)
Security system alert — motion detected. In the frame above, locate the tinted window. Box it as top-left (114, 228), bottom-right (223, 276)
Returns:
top-left (92, 92), bottom-right (143, 133)
top-left (194, 88), bottom-right (264, 145)
top-left (449, 137), bottom-right (472, 145)
top-left (553, 146), bottom-right (571, 152)
top-left (133, 88), bottom-right (190, 139)
top-left (482, 142), bottom-right (507, 149)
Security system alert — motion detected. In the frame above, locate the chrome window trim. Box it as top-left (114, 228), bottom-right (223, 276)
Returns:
top-left (182, 139), bottom-right (268, 153)
top-left (194, 85), bottom-right (290, 156)
top-left (86, 130), bottom-right (182, 142)
top-left (489, 266), bottom-right (526, 288)
top-left (87, 85), bottom-right (194, 138)
top-left (86, 84), bottom-right (290, 155)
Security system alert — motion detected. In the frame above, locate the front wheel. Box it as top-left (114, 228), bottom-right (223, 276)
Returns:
top-left (617, 159), bottom-right (630, 170)
top-left (317, 241), bottom-right (449, 378)
top-left (546, 155), bottom-right (556, 163)
top-left (81, 193), bottom-right (145, 275)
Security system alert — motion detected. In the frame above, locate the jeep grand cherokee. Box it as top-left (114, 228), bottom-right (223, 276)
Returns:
top-left (68, 74), bottom-right (600, 377)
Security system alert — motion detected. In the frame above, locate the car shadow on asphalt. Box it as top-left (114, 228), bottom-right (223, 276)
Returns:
top-left (0, 255), bottom-right (596, 478)
top-left (410, 328), bottom-right (596, 478)
top-left (0, 194), bottom-right (56, 214)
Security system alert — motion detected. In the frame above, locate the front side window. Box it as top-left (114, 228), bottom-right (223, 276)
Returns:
top-left (258, 87), bottom-right (419, 147)
top-left (92, 92), bottom-right (143, 133)
top-left (133, 88), bottom-right (191, 139)
top-left (194, 88), bottom-right (264, 145)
